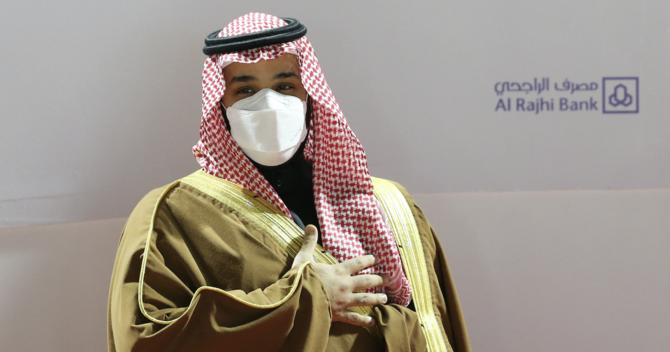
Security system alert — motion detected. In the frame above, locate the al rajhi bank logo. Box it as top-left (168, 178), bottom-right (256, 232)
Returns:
top-left (493, 77), bottom-right (639, 114)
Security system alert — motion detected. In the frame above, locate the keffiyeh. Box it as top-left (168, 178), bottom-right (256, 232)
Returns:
top-left (193, 12), bottom-right (411, 306)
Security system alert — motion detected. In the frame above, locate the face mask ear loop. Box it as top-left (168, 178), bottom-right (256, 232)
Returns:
top-left (219, 101), bottom-right (232, 133)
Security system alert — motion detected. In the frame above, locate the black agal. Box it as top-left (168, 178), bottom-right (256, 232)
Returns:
top-left (203, 17), bottom-right (307, 55)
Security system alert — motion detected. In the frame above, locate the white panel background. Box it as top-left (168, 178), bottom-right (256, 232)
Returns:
top-left (1, 0), bottom-right (669, 228)
top-left (1, 1), bottom-right (669, 351)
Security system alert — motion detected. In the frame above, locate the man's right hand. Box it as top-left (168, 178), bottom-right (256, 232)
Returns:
top-left (291, 225), bottom-right (389, 327)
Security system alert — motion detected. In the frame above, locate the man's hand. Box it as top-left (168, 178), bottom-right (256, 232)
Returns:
top-left (292, 225), bottom-right (388, 327)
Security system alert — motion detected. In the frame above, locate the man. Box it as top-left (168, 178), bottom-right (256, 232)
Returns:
top-left (108, 13), bottom-right (470, 352)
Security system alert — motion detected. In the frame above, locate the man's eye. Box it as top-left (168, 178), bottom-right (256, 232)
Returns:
top-left (276, 84), bottom-right (293, 91)
top-left (236, 87), bottom-right (255, 94)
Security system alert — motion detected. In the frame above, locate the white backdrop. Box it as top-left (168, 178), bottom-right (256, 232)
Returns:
top-left (1, 1), bottom-right (669, 351)
top-left (1, 0), bottom-right (668, 228)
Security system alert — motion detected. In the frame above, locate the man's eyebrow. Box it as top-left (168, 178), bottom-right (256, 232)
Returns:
top-left (229, 75), bottom-right (257, 84)
top-left (273, 71), bottom-right (299, 80)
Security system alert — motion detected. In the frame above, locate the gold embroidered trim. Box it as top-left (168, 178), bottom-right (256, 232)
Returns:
top-left (137, 170), bottom-right (381, 340)
top-left (181, 170), bottom-right (336, 264)
top-left (372, 177), bottom-right (449, 352)
top-left (136, 179), bottom-right (313, 325)
top-left (137, 180), bottom-right (180, 325)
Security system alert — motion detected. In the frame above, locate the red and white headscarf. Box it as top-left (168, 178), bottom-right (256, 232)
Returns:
top-left (193, 12), bottom-right (411, 306)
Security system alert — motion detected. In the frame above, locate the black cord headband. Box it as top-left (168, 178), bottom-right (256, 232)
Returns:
top-left (203, 17), bottom-right (307, 55)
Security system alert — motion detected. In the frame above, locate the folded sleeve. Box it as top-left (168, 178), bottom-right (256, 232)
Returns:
top-left (107, 186), bottom-right (332, 352)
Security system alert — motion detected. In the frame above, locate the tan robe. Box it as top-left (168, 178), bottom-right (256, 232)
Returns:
top-left (107, 176), bottom-right (470, 352)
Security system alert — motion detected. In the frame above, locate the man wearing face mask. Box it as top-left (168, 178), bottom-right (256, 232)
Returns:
top-left (108, 13), bottom-right (470, 352)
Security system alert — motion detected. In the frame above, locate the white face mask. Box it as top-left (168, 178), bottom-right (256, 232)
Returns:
top-left (225, 88), bottom-right (308, 167)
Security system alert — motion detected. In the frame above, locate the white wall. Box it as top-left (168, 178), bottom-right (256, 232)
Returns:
top-left (1, 0), bottom-right (669, 228)
top-left (1, 0), bottom-right (669, 351)
top-left (417, 190), bottom-right (670, 351)
top-left (0, 218), bottom-right (125, 351)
